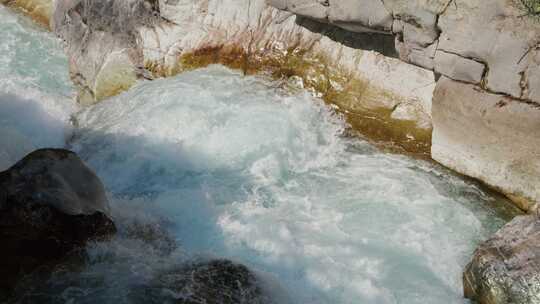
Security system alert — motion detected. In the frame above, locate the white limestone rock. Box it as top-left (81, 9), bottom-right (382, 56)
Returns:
top-left (327, 0), bottom-right (393, 34)
top-left (437, 0), bottom-right (540, 101)
top-left (52, 0), bottom-right (158, 104)
top-left (432, 77), bottom-right (540, 211)
top-left (266, 0), bottom-right (328, 20)
top-left (140, 0), bottom-right (435, 128)
top-left (434, 50), bottom-right (485, 84)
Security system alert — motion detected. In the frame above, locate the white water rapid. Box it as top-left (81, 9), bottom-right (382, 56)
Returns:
top-left (0, 7), bottom-right (518, 304)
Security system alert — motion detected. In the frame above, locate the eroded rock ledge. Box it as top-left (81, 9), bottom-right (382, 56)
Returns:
top-left (270, 0), bottom-right (540, 104)
top-left (49, 0), bottom-right (436, 154)
top-left (264, 0), bottom-right (540, 211)
top-left (2, 0), bottom-right (539, 211)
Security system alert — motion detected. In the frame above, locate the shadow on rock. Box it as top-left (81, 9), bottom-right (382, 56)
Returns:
top-left (0, 149), bottom-right (116, 300)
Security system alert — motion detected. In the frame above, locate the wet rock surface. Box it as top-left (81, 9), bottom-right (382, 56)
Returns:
top-left (0, 149), bottom-right (116, 298)
top-left (9, 257), bottom-right (272, 304)
top-left (129, 259), bottom-right (271, 304)
top-left (464, 215), bottom-right (540, 304)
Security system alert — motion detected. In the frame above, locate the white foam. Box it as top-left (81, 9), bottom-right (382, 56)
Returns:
top-left (0, 6), bottom-right (76, 170)
top-left (0, 7), bottom-right (513, 303)
top-left (70, 65), bottom-right (512, 304)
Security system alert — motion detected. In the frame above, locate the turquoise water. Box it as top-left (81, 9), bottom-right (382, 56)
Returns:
top-left (0, 6), bottom-right (76, 170)
top-left (0, 7), bottom-right (518, 304)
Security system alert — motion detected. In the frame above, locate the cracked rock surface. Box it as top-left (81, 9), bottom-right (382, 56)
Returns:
top-left (270, 0), bottom-right (540, 105)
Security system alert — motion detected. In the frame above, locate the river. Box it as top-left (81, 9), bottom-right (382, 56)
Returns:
top-left (0, 6), bottom-right (519, 304)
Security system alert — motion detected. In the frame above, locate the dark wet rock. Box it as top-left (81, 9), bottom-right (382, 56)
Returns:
top-left (0, 149), bottom-right (116, 297)
top-left (129, 259), bottom-right (270, 304)
top-left (464, 215), bottom-right (540, 304)
top-left (111, 199), bottom-right (179, 255)
top-left (123, 219), bottom-right (177, 254)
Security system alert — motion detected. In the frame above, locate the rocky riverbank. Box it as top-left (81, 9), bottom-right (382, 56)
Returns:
top-left (46, 0), bottom-right (435, 155)
top-left (2, 1), bottom-right (540, 303)
top-left (0, 149), bottom-right (116, 299)
top-left (267, 0), bottom-right (540, 212)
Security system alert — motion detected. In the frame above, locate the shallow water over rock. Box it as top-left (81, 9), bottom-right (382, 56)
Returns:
top-left (0, 7), bottom-right (521, 304)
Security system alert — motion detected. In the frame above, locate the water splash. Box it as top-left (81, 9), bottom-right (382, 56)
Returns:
top-left (68, 65), bottom-right (516, 304)
top-left (0, 7), bottom-right (518, 304)
top-left (0, 6), bottom-right (76, 170)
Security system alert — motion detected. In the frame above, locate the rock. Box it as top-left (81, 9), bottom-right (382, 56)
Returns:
top-left (464, 215), bottom-right (540, 304)
top-left (434, 50), bottom-right (485, 84)
top-left (269, 0), bottom-right (540, 104)
top-left (51, 0), bottom-right (159, 104)
top-left (328, 0), bottom-right (393, 34)
top-left (49, 0), bottom-right (434, 128)
top-left (129, 259), bottom-right (271, 304)
top-left (437, 0), bottom-right (540, 101)
top-left (387, 1), bottom-right (445, 48)
top-left (0, 149), bottom-right (116, 295)
top-left (269, 0), bottom-right (540, 210)
top-left (432, 77), bottom-right (540, 212)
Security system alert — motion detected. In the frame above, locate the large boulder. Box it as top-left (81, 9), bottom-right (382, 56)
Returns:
top-left (464, 215), bottom-right (540, 304)
top-left (432, 77), bottom-right (540, 212)
top-left (0, 149), bottom-right (116, 296)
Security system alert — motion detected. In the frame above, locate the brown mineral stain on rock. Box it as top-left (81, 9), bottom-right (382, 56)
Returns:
top-left (1, 0), bottom-right (52, 28)
top-left (146, 46), bottom-right (432, 156)
top-left (464, 215), bottom-right (540, 304)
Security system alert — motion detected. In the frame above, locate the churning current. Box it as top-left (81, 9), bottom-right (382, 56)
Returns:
top-left (0, 6), bottom-right (518, 304)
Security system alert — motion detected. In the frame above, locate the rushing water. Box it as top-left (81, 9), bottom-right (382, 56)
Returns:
top-left (0, 6), bottom-right (76, 171)
top-left (0, 7), bottom-right (519, 304)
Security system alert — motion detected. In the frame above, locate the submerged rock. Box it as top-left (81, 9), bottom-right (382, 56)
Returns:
top-left (464, 215), bottom-right (540, 304)
top-left (130, 259), bottom-right (270, 304)
top-left (0, 149), bottom-right (116, 296)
